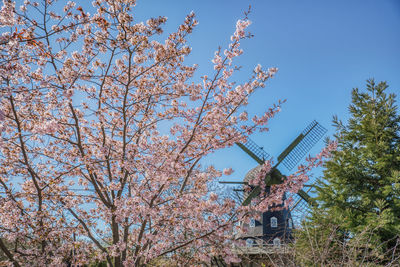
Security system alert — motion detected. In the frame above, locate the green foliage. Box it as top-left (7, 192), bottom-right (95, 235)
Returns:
top-left (295, 80), bottom-right (400, 265)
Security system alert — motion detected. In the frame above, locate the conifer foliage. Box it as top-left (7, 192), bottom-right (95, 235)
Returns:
top-left (315, 80), bottom-right (400, 257)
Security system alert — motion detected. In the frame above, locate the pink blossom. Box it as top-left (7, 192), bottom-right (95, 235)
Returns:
top-left (231, 19), bottom-right (252, 41)
top-left (223, 167), bottom-right (234, 175)
top-left (0, 0), bottom-right (16, 26)
top-left (0, 2), bottom-right (329, 265)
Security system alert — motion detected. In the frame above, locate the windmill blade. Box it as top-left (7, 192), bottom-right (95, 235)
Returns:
top-left (296, 189), bottom-right (316, 205)
top-left (290, 193), bottom-right (312, 212)
top-left (225, 187), bottom-right (244, 204)
top-left (242, 186), bottom-right (261, 206)
top-left (234, 190), bottom-right (243, 203)
top-left (276, 120), bottom-right (327, 171)
top-left (234, 128), bottom-right (274, 205)
top-left (289, 194), bottom-right (312, 225)
top-left (293, 183), bottom-right (317, 209)
top-left (289, 186), bottom-right (315, 222)
top-left (235, 135), bottom-right (270, 165)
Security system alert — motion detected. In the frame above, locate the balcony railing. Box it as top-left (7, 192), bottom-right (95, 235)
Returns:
top-left (232, 243), bottom-right (291, 255)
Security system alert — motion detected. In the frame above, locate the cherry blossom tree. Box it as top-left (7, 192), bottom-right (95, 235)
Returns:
top-left (0, 1), bottom-right (333, 266)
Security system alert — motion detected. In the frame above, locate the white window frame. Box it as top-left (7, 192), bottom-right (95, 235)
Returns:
top-left (270, 216), bottom-right (278, 228)
top-left (249, 218), bottom-right (255, 228)
top-left (246, 238), bottom-right (253, 247)
top-left (273, 237), bottom-right (281, 247)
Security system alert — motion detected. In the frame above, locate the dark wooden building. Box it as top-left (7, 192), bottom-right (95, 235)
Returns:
top-left (237, 165), bottom-right (294, 247)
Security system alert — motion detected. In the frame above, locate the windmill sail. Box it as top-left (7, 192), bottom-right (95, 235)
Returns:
top-left (287, 183), bottom-right (317, 228)
top-left (296, 189), bottom-right (315, 204)
top-left (288, 192), bottom-right (313, 226)
top-left (277, 120), bottom-right (327, 171)
top-left (242, 186), bottom-right (261, 206)
top-left (236, 135), bottom-right (270, 165)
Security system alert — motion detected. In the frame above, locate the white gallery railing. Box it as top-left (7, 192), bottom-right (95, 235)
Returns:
top-left (232, 244), bottom-right (291, 255)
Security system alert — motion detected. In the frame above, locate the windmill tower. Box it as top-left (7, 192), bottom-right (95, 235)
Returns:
top-left (222, 121), bottom-right (327, 248)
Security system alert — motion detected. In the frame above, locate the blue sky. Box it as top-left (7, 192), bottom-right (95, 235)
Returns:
top-left (132, 0), bottom-right (400, 183)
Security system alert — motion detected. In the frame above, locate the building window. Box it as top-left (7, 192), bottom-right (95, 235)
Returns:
top-left (249, 218), bottom-right (255, 228)
top-left (288, 218), bottom-right (293, 229)
top-left (271, 217), bottom-right (277, 228)
top-left (273, 237), bottom-right (281, 247)
top-left (246, 239), bottom-right (253, 247)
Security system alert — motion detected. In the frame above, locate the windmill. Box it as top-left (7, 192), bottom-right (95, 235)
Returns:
top-left (221, 120), bottom-right (327, 247)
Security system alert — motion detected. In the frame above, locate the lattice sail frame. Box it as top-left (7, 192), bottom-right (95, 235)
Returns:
top-left (236, 136), bottom-right (271, 165)
top-left (287, 192), bottom-right (312, 227)
top-left (282, 122), bottom-right (327, 224)
top-left (279, 120), bottom-right (327, 171)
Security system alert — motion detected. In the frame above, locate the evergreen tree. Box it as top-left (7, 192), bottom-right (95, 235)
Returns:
top-left (316, 79), bottom-right (400, 254)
